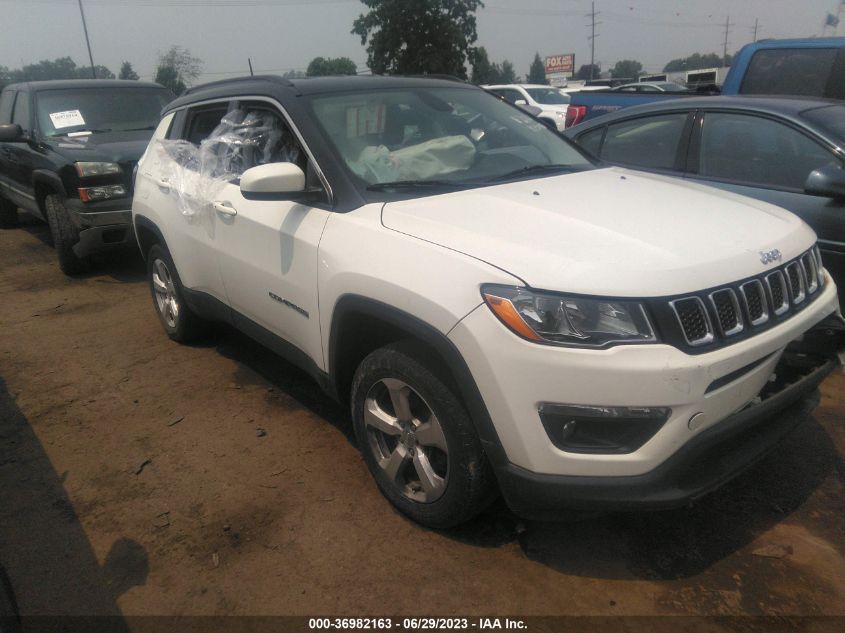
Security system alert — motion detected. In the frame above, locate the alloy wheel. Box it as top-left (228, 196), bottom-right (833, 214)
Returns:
top-left (152, 258), bottom-right (180, 329)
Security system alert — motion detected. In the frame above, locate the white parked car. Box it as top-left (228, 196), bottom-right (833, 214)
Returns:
top-left (484, 83), bottom-right (571, 131)
top-left (133, 75), bottom-right (843, 527)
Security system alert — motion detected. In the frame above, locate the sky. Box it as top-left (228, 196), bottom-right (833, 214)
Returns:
top-left (0, 0), bottom-right (841, 82)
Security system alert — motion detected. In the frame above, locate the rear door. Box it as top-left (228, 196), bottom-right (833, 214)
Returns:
top-left (210, 100), bottom-right (331, 367)
top-left (686, 109), bottom-right (845, 295)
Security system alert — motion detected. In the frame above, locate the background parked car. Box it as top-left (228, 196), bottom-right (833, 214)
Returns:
top-left (611, 82), bottom-right (690, 93)
top-left (484, 83), bottom-right (570, 131)
top-left (0, 80), bottom-right (173, 274)
top-left (564, 95), bottom-right (845, 303)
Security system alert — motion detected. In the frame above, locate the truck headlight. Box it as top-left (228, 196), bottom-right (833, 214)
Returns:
top-left (482, 285), bottom-right (657, 348)
top-left (78, 184), bottom-right (127, 202)
top-left (75, 162), bottom-right (122, 177)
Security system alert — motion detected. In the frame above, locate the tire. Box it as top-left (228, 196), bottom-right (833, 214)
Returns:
top-left (0, 195), bottom-right (18, 229)
top-left (351, 342), bottom-right (496, 528)
top-left (146, 243), bottom-right (208, 343)
top-left (44, 194), bottom-right (89, 275)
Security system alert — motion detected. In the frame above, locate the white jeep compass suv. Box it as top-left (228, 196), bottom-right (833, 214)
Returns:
top-left (132, 75), bottom-right (844, 527)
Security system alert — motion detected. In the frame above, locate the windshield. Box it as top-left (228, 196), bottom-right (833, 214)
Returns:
top-left (525, 88), bottom-right (570, 105)
top-left (309, 87), bottom-right (591, 189)
top-left (802, 105), bottom-right (845, 142)
top-left (35, 87), bottom-right (172, 136)
top-left (656, 83), bottom-right (687, 92)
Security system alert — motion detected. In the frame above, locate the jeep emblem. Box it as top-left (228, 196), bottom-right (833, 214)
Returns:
top-left (759, 249), bottom-right (782, 265)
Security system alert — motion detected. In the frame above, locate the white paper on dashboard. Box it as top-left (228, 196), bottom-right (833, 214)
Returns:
top-left (49, 110), bottom-right (86, 129)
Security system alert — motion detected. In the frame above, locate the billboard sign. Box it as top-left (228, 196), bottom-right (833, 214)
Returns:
top-left (544, 54), bottom-right (575, 76)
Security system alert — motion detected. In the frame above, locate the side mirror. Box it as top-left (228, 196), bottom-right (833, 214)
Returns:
top-left (240, 162), bottom-right (305, 197)
top-left (0, 124), bottom-right (24, 143)
top-left (514, 99), bottom-right (528, 106)
top-left (805, 162), bottom-right (845, 198)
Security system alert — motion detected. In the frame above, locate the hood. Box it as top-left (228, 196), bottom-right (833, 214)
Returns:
top-left (380, 167), bottom-right (817, 297)
top-left (45, 129), bottom-right (153, 163)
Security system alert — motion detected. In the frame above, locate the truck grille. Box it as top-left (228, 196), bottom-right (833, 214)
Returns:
top-left (669, 247), bottom-right (824, 348)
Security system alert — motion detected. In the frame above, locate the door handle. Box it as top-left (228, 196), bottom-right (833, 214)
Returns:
top-left (213, 201), bottom-right (238, 217)
top-left (155, 177), bottom-right (170, 192)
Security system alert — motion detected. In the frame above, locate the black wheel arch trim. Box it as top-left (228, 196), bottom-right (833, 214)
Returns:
top-left (328, 294), bottom-right (510, 472)
top-left (133, 214), bottom-right (168, 261)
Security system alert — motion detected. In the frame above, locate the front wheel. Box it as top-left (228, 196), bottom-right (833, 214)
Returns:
top-left (351, 342), bottom-right (496, 528)
top-left (44, 194), bottom-right (89, 275)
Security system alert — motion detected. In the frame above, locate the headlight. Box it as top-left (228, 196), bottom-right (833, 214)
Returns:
top-left (482, 285), bottom-right (657, 348)
top-left (75, 162), bottom-right (122, 177)
top-left (78, 184), bottom-right (127, 202)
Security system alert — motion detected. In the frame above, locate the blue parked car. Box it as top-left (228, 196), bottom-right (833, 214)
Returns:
top-left (564, 95), bottom-right (845, 304)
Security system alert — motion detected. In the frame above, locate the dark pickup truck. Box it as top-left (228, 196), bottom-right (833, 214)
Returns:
top-left (0, 80), bottom-right (173, 274)
top-left (565, 37), bottom-right (845, 128)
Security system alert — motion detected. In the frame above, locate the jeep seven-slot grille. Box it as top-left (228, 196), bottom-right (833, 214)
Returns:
top-left (669, 247), bottom-right (824, 349)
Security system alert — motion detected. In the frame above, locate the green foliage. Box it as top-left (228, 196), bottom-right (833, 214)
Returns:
top-left (306, 56), bottom-right (358, 76)
top-left (0, 57), bottom-right (115, 86)
top-left (469, 47), bottom-right (518, 84)
top-left (352, 0), bottom-right (483, 79)
top-left (155, 46), bottom-right (202, 95)
top-left (154, 65), bottom-right (185, 96)
top-left (119, 61), bottom-right (139, 80)
top-left (282, 69), bottom-right (307, 79)
top-left (663, 52), bottom-right (732, 73)
top-left (527, 53), bottom-right (547, 84)
top-left (575, 64), bottom-right (600, 81)
top-left (610, 59), bottom-right (643, 79)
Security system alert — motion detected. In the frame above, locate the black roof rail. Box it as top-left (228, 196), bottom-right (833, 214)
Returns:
top-left (183, 74), bottom-right (293, 95)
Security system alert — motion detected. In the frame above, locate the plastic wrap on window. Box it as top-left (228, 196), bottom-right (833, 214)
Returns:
top-left (155, 109), bottom-right (301, 216)
top-left (348, 135), bottom-right (476, 184)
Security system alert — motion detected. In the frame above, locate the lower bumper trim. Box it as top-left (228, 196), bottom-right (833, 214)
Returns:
top-left (498, 355), bottom-right (836, 519)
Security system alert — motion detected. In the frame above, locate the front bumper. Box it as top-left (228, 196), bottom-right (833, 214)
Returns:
top-left (65, 198), bottom-right (135, 258)
top-left (448, 274), bottom-right (842, 515)
top-left (497, 356), bottom-right (833, 518)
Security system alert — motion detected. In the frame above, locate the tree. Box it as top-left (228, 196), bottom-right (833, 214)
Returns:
top-left (575, 64), bottom-right (600, 81)
top-left (119, 61), bottom-right (139, 80)
top-left (352, 0), bottom-right (483, 79)
top-left (664, 52), bottom-right (732, 73)
top-left (306, 56), bottom-right (358, 76)
top-left (611, 59), bottom-right (643, 80)
top-left (155, 46), bottom-right (202, 95)
top-left (498, 60), bottom-right (517, 84)
top-left (0, 57), bottom-right (114, 82)
top-left (527, 52), bottom-right (546, 84)
top-left (470, 46), bottom-right (495, 84)
top-left (282, 69), bottom-right (307, 79)
top-left (154, 65), bottom-right (185, 95)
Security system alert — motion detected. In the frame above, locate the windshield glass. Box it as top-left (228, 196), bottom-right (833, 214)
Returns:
top-left (309, 87), bottom-right (591, 188)
top-left (35, 87), bottom-right (172, 136)
top-left (656, 83), bottom-right (687, 92)
top-left (525, 88), bottom-right (570, 104)
top-left (802, 105), bottom-right (845, 142)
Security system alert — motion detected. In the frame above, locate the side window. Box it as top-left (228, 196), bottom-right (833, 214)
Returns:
top-left (0, 90), bottom-right (15, 124)
top-left (741, 48), bottom-right (837, 97)
top-left (576, 127), bottom-right (605, 156)
top-left (11, 92), bottom-right (30, 133)
top-left (184, 104), bottom-right (231, 145)
top-left (496, 89), bottom-right (522, 104)
top-left (698, 112), bottom-right (837, 190)
top-left (600, 113), bottom-right (688, 171)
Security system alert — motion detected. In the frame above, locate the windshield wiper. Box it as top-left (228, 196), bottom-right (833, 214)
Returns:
top-left (124, 125), bottom-right (156, 131)
top-left (486, 163), bottom-right (584, 183)
top-left (367, 179), bottom-right (476, 192)
top-left (48, 128), bottom-right (112, 137)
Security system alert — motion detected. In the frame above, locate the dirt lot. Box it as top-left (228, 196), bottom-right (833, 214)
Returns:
top-left (1, 218), bottom-right (844, 623)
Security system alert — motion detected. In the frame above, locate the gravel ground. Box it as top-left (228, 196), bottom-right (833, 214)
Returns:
top-left (0, 217), bottom-right (844, 625)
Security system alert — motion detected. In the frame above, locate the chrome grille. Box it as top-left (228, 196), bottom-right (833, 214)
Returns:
top-left (785, 262), bottom-right (805, 304)
top-left (670, 297), bottom-right (713, 346)
top-left (740, 279), bottom-right (768, 325)
top-left (709, 288), bottom-right (743, 336)
top-left (669, 247), bottom-right (823, 349)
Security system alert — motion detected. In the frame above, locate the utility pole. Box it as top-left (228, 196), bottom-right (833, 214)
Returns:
top-left (77, 0), bottom-right (96, 78)
top-left (752, 17), bottom-right (759, 43)
top-left (587, 1), bottom-right (601, 80)
top-left (722, 15), bottom-right (731, 67)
